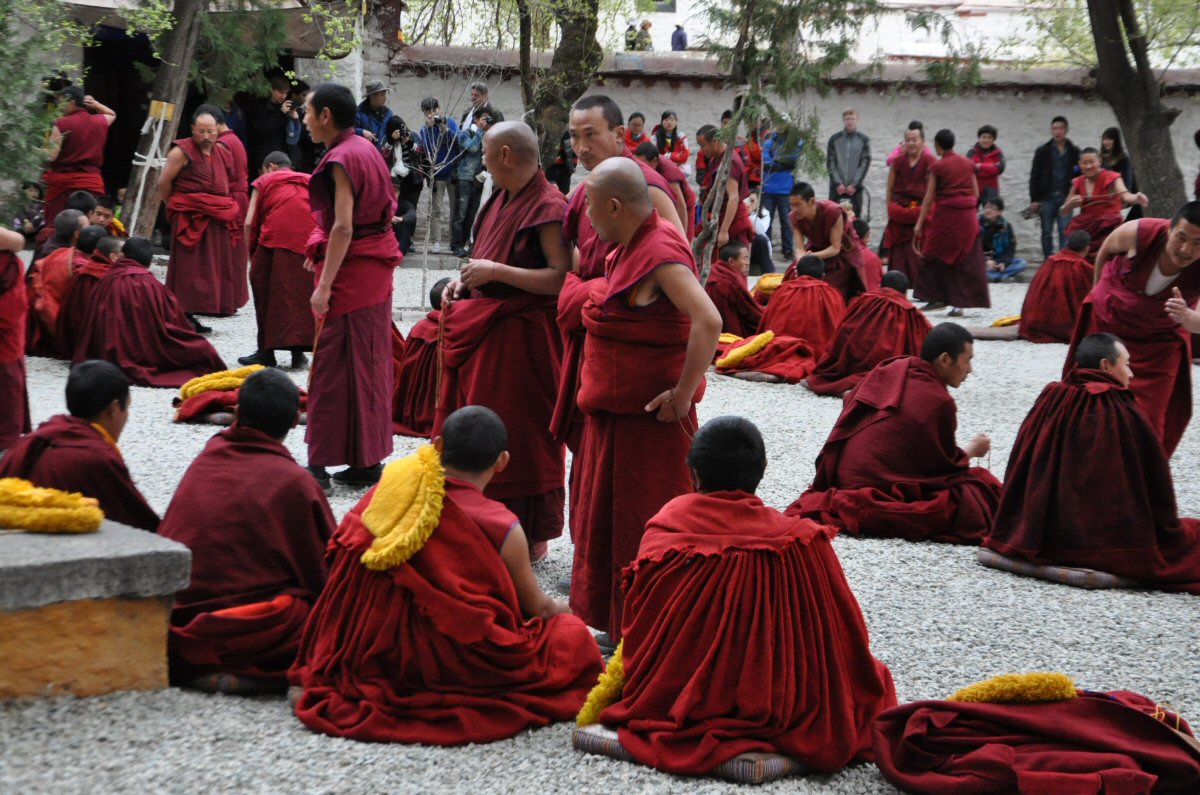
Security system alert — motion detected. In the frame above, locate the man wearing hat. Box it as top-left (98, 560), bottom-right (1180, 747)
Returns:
top-left (355, 80), bottom-right (395, 155)
top-left (44, 86), bottom-right (116, 224)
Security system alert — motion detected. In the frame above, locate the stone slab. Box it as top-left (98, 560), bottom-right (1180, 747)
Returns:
top-left (0, 520), bottom-right (191, 611)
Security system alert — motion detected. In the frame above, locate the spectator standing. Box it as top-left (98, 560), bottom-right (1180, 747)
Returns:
top-left (415, 97), bottom-right (460, 253)
top-left (635, 20), bottom-right (654, 51)
top-left (545, 130), bottom-right (577, 195)
top-left (1028, 115), bottom-right (1080, 256)
top-left (672, 25), bottom-right (688, 51)
top-left (382, 115), bottom-right (423, 210)
top-left (1100, 126), bottom-right (1140, 221)
top-left (653, 111), bottom-right (690, 172)
top-left (14, 182), bottom-right (45, 248)
top-left (451, 106), bottom-right (494, 257)
top-left (355, 81), bottom-right (394, 156)
top-left (624, 112), bottom-right (650, 150)
top-left (245, 75), bottom-right (292, 171)
top-left (826, 108), bottom-right (870, 218)
top-left (460, 82), bottom-right (490, 128)
top-left (966, 125), bottom-right (1005, 207)
top-left (761, 127), bottom-right (801, 261)
top-left (625, 23), bottom-right (638, 51)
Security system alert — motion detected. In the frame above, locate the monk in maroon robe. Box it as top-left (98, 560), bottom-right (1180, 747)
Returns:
top-left (72, 236), bottom-right (226, 388)
top-left (159, 370), bottom-right (333, 690)
top-left (302, 84), bottom-right (402, 489)
top-left (790, 323), bottom-right (1000, 544)
top-left (159, 107), bottom-right (241, 322)
top-left (632, 141), bottom-right (697, 240)
top-left (1065, 205), bottom-right (1200, 457)
top-left (238, 151), bottom-right (316, 368)
top-left (0, 227), bottom-right (30, 450)
top-left (42, 87), bottom-right (114, 223)
top-left (696, 125), bottom-right (755, 261)
top-left (217, 117), bottom-right (251, 297)
top-left (788, 182), bottom-right (865, 301)
top-left (595, 417), bottom-right (896, 775)
top-left (436, 123), bottom-right (569, 555)
top-left (883, 127), bottom-right (936, 290)
top-left (1019, 230), bottom-right (1094, 343)
top-left (57, 233), bottom-right (122, 356)
top-left (853, 219), bottom-right (884, 292)
top-left (1062, 147), bottom-right (1147, 260)
top-left (914, 129), bottom-right (991, 312)
top-left (987, 334), bottom-right (1200, 591)
top-left (292, 406), bottom-right (603, 744)
top-left (25, 210), bottom-right (86, 357)
top-left (805, 271), bottom-right (932, 396)
top-left (0, 360), bottom-right (158, 530)
top-left (393, 278), bottom-right (448, 438)
top-left (704, 241), bottom-right (763, 337)
top-left (714, 332), bottom-right (818, 383)
top-left (570, 158), bottom-right (721, 645)
top-left (759, 255), bottom-right (847, 359)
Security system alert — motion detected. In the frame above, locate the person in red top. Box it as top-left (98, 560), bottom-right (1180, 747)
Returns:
top-left (1065, 202), bottom-right (1200, 457)
top-left (57, 235), bottom-right (123, 356)
top-left (1019, 229), bottom-right (1094, 343)
top-left (302, 82), bottom-right (403, 490)
top-left (1061, 147), bottom-right (1148, 260)
top-left (704, 240), bottom-right (763, 337)
top-left (292, 406), bottom-right (602, 744)
top-left (760, 255), bottom-right (847, 359)
top-left (159, 369), bottom-right (335, 691)
top-left (591, 416), bottom-right (897, 775)
top-left (25, 210), bottom-right (87, 357)
top-left (651, 110), bottom-right (689, 168)
top-left (695, 124), bottom-right (754, 261)
top-left (744, 126), bottom-right (763, 192)
top-left (0, 225), bottom-right (30, 450)
top-left (914, 128), bottom-right (991, 315)
top-left (214, 107), bottom-right (252, 300)
top-left (883, 125), bottom-right (938, 289)
top-left (0, 360), bottom-right (159, 531)
top-left (632, 141), bottom-right (696, 239)
top-left (42, 86), bottom-right (115, 223)
top-left (237, 151), bottom-right (316, 369)
top-left (791, 323), bottom-right (1001, 544)
top-left (964, 124), bottom-right (1005, 206)
top-left (435, 121), bottom-right (570, 560)
top-left (622, 111), bottom-right (651, 151)
top-left (570, 157), bottom-right (721, 648)
top-left (787, 181), bottom-right (865, 302)
top-left (159, 106), bottom-right (241, 331)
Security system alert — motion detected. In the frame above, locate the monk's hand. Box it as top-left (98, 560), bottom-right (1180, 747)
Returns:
top-left (964, 432), bottom-right (991, 459)
top-left (716, 229), bottom-right (730, 247)
top-left (302, 258), bottom-right (316, 272)
top-left (913, 222), bottom-right (923, 241)
top-left (1165, 287), bottom-right (1200, 332)
top-left (1134, 192), bottom-right (1149, 206)
top-left (310, 284), bottom-right (331, 316)
top-left (646, 387), bottom-right (689, 423)
top-left (461, 258), bottom-right (500, 289)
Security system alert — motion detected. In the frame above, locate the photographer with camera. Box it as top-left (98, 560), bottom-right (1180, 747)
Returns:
top-left (354, 80), bottom-right (395, 156)
top-left (415, 97), bottom-right (460, 254)
top-left (247, 74), bottom-right (294, 176)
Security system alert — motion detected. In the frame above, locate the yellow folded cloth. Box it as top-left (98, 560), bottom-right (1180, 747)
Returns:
top-left (948, 672), bottom-right (1076, 703)
top-left (753, 272), bottom-right (784, 297)
top-left (991, 315), bottom-right (1021, 328)
top-left (0, 478), bottom-right (104, 533)
top-left (179, 365), bottom-right (265, 400)
top-left (716, 331), bottom-right (774, 369)
top-left (360, 445), bottom-right (446, 571)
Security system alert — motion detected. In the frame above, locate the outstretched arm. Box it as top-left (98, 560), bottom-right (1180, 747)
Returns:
top-left (500, 524), bottom-right (570, 619)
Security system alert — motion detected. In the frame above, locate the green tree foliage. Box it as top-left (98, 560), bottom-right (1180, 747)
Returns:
top-left (401, 0), bottom-right (634, 50)
top-left (1014, 0), bottom-right (1200, 71)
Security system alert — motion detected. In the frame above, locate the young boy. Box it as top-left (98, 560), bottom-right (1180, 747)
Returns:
top-left (966, 125), bottom-right (1005, 206)
top-left (979, 197), bottom-right (1026, 282)
top-left (744, 192), bottom-right (774, 274)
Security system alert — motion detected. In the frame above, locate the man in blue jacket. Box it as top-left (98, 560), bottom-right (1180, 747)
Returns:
top-left (762, 127), bottom-right (802, 261)
top-left (416, 97), bottom-right (460, 253)
top-left (355, 80), bottom-right (394, 155)
top-left (452, 106), bottom-right (494, 257)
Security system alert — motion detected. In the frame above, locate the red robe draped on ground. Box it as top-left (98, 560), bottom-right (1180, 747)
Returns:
top-left (805, 288), bottom-right (932, 396)
top-left (601, 491), bottom-right (897, 774)
top-left (655, 157), bottom-right (697, 240)
top-left (392, 311), bottom-right (438, 438)
top-left (1065, 169), bottom-right (1124, 260)
top-left (757, 275), bottom-right (846, 359)
top-left (0, 252), bottom-right (29, 449)
top-left (873, 690), bottom-right (1200, 794)
top-left (305, 129), bottom-right (401, 469)
top-left (159, 424), bottom-right (333, 682)
top-left (43, 107), bottom-right (109, 222)
top-left (165, 137), bottom-right (243, 315)
top-left (292, 477), bottom-right (603, 744)
top-left (699, 148), bottom-right (754, 258)
top-left (1065, 218), bottom-right (1200, 457)
top-left (1019, 249), bottom-right (1094, 343)
top-left (790, 200), bottom-right (865, 302)
top-left (920, 153), bottom-right (990, 308)
top-left (883, 151), bottom-right (937, 290)
top-left (704, 259), bottom-right (763, 337)
top-left (56, 252), bottom-right (110, 357)
top-left (247, 169), bottom-right (316, 351)
top-left (715, 333), bottom-right (818, 383)
top-left (984, 370), bottom-right (1200, 592)
top-left (217, 129), bottom-right (251, 301)
top-left (0, 414), bottom-right (159, 531)
top-left (73, 257), bottom-right (226, 387)
top-left (570, 211), bottom-right (704, 638)
top-left (25, 246), bottom-right (76, 357)
top-left (789, 356), bottom-right (1001, 544)
top-left (435, 172), bottom-right (567, 543)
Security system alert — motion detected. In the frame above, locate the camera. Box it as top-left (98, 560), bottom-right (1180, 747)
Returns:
top-left (432, 115), bottom-right (446, 125)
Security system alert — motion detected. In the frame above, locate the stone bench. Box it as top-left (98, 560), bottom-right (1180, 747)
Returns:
top-left (0, 521), bottom-right (191, 699)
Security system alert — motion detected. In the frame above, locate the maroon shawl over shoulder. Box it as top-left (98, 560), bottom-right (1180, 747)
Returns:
top-left (392, 311), bottom-right (439, 438)
top-left (705, 259), bottom-right (763, 337)
top-left (1019, 249), bottom-right (1094, 343)
top-left (757, 275), bottom-right (846, 359)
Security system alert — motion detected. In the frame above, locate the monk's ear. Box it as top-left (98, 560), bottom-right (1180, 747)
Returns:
top-left (291, 408), bottom-right (301, 430)
top-left (1099, 358), bottom-right (1115, 374)
top-left (432, 435), bottom-right (444, 455)
top-left (493, 450), bottom-right (510, 475)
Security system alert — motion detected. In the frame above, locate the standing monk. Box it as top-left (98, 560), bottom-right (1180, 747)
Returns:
top-left (436, 122), bottom-right (569, 559)
top-left (632, 141), bottom-right (696, 239)
top-left (43, 86), bottom-right (115, 223)
top-left (571, 158), bottom-right (721, 647)
top-left (695, 124), bottom-right (755, 261)
top-left (1064, 201), bottom-right (1200, 457)
top-left (237, 151), bottom-right (316, 369)
top-left (302, 82), bottom-right (403, 490)
top-left (159, 107), bottom-right (241, 332)
top-left (787, 181), bottom-right (865, 302)
top-left (1061, 147), bottom-right (1148, 260)
top-left (213, 106), bottom-right (252, 305)
top-left (913, 129), bottom-right (991, 316)
top-left (0, 225), bottom-right (29, 450)
top-left (883, 125), bottom-right (936, 287)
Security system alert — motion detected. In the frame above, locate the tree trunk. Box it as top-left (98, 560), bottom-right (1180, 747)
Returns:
top-left (528, 0), bottom-right (602, 167)
top-left (1086, 0), bottom-right (1185, 217)
top-left (516, 0), bottom-right (534, 116)
top-left (123, 0), bottom-right (207, 238)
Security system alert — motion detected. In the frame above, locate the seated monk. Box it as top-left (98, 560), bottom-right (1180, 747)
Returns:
top-left (0, 360), bottom-right (159, 531)
top-left (73, 236), bottom-right (226, 387)
top-left (758, 255), bottom-right (846, 359)
top-left (704, 240), bottom-right (763, 337)
top-left (1018, 230), bottom-right (1094, 344)
top-left (393, 277), bottom-right (450, 438)
top-left (984, 333), bottom-right (1200, 592)
top-left (789, 323), bottom-right (1001, 544)
top-left (57, 235), bottom-right (123, 356)
top-left (804, 271), bottom-right (932, 396)
top-left (851, 219), bottom-right (884, 292)
top-left (585, 416), bottom-right (897, 775)
top-left (159, 369), bottom-right (335, 691)
top-left (26, 209), bottom-right (87, 357)
top-left (292, 406), bottom-right (603, 744)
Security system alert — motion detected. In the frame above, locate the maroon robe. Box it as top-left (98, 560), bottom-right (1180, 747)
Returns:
top-left (571, 211), bottom-right (706, 638)
top-left (1065, 169), bottom-right (1124, 260)
top-left (73, 257), bottom-right (226, 388)
top-left (805, 288), bottom-right (932, 395)
top-left (655, 156), bottom-right (696, 240)
top-left (247, 169), bottom-right (316, 350)
top-left (699, 148), bottom-right (754, 257)
top-left (392, 312), bottom-right (439, 438)
top-left (984, 370), bottom-right (1200, 592)
top-left (165, 137), bottom-right (243, 315)
top-left (704, 259), bottom-right (763, 337)
top-left (56, 252), bottom-right (111, 357)
top-left (715, 334), bottom-right (818, 383)
top-left (217, 129), bottom-right (251, 303)
top-left (43, 107), bottom-right (109, 222)
top-left (789, 356), bottom-right (1001, 544)
top-left (0, 414), bottom-right (159, 531)
top-left (1065, 218), bottom-right (1200, 457)
top-left (919, 153), bottom-right (991, 308)
top-left (790, 200), bottom-right (865, 301)
top-left (757, 275), bottom-right (847, 359)
top-left (159, 424), bottom-right (333, 681)
top-left (292, 478), bottom-right (603, 744)
top-left (602, 491), bottom-right (897, 774)
top-left (25, 246), bottom-right (75, 357)
top-left (0, 252), bottom-right (29, 449)
top-left (435, 172), bottom-right (567, 542)
top-left (1019, 249), bottom-right (1094, 343)
top-left (883, 150), bottom-right (937, 288)
top-left (304, 128), bottom-right (401, 469)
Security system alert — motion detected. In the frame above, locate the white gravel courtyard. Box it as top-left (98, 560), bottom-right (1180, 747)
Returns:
top-left (3, 261), bottom-right (1199, 794)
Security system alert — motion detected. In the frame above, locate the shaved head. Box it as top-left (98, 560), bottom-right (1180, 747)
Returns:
top-left (587, 158), bottom-right (651, 211)
top-left (485, 121), bottom-right (539, 164)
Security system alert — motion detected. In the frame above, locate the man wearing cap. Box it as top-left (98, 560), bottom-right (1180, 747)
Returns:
top-left (355, 81), bottom-right (394, 155)
top-left (43, 86), bottom-right (116, 224)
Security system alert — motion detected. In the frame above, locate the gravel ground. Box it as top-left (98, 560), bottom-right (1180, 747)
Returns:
top-left (4, 259), bottom-right (1200, 794)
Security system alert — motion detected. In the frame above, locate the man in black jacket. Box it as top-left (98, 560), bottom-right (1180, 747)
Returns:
top-left (1028, 116), bottom-right (1080, 257)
